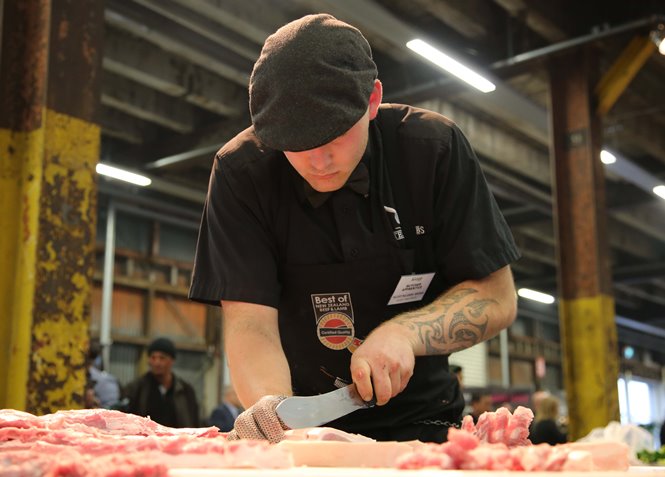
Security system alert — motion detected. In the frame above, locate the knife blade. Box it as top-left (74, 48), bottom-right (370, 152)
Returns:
top-left (275, 384), bottom-right (376, 429)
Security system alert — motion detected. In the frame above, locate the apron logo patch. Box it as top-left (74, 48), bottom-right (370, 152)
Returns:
top-left (311, 293), bottom-right (355, 351)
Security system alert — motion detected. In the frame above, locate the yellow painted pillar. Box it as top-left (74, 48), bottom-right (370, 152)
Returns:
top-left (0, 0), bottom-right (51, 411)
top-left (0, 0), bottom-right (103, 413)
top-left (549, 47), bottom-right (620, 440)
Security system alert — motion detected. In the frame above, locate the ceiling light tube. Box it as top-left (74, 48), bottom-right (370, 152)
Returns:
top-left (600, 150), bottom-right (616, 164)
top-left (518, 288), bottom-right (555, 304)
top-left (96, 163), bottom-right (151, 187)
top-left (649, 28), bottom-right (665, 55)
top-left (654, 185), bottom-right (665, 200)
top-left (406, 39), bottom-right (496, 93)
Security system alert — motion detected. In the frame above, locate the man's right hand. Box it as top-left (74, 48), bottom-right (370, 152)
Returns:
top-left (225, 395), bottom-right (290, 443)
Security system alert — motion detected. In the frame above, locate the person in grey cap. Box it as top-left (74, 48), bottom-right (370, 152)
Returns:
top-left (189, 13), bottom-right (520, 443)
top-left (123, 337), bottom-right (199, 427)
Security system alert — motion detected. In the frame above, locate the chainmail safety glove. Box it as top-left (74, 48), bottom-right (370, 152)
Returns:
top-left (225, 395), bottom-right (290, 443)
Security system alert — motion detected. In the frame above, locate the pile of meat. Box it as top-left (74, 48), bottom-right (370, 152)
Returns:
top-left (0, 406), bottom-right (631, 475)
top-left (0, 409), bottom-right (292, 476)
top-left (397, 407), bottom-right (630, 471)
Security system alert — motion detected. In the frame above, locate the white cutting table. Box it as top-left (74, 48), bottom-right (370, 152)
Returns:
top-left (171, 467), bottom-right (665, 476)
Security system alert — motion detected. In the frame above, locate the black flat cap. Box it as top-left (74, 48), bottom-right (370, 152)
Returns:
top-left (148, 337), bottom-right (176, 359)
top-left (249, 14), bottom-right (378, 152)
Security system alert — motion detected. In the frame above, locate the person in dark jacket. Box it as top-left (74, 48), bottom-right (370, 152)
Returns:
top-left (208, 385), bottom-right (244, 432)
top-left (530, 395), bottom-right (567, 445)
top-left (468, 392), bottom-right (493, 424)
top-left (124, 337), bottom-right (199, 428)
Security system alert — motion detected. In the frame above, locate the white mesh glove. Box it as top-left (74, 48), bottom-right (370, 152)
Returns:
top-left (226, 395), bottom-right (290, 443)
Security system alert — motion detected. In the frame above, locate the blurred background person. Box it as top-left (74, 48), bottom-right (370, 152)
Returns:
top-left (450, 365), bottom-right (463, 389)
top-left (468, 392), bottom-right (493, 424)
top-left (208, 384), bottom-right (244, 432)
top-left (530, 394), bottom-right (567, 445)
top-left (86, 339), bottom-right (120, 409)
top-left (123, 337), bottom-right (199, 427)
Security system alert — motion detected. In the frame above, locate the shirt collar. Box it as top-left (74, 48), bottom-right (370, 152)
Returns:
top-left (292, 133), bottom-right (375, 208)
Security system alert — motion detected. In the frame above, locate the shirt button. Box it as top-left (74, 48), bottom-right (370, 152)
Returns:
top-left (350, 248), bottom-right (359, 257)
top-left (342, 205), bottom-right (352, 214)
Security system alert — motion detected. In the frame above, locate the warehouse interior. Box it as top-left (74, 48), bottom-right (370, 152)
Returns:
top-left (1, 0), bottom-right (665, 447)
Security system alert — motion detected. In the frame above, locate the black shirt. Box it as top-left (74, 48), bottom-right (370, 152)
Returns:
top-left (189, 103), bottom-right (520, 305)
top-left (530, 419), bottom-right (567, 445)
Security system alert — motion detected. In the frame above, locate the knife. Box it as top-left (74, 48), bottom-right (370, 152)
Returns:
top-left (275, 384), bottom-right (376, 429)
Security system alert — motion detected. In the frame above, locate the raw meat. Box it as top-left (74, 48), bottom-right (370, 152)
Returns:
top-left (280, 426), bottom-right (413, 467)
top-left (0, 409), bottom-right (220, 438)
top-left (0, 407), bottom-right (632, 473)
top-left (396, 428), bottom-right (595, 471)
top-left (463, 405), bottom-right (534, 446)
top-left (278, 439), bottom-right (413, 467)
top-left (397, 407), bottom-right (629, 471)
top-left (0, 409), bottom-right (291, 476)
top-left (283, 427), bottom-right (374, 442)
top-left (567, 441), bottom-right (630, 470)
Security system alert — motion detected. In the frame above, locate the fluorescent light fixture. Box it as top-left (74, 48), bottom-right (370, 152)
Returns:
top-left (406, 39), bottom-right (496, 93)
top-left (654, 185), bottom-right (665, 200)
top-left (517, 288), bottom-right (555, 304)
top-left (650, 29), bottom-right (665, 55)
top-left (600, 150), bottom-right (616, 164)
top-left (96, 163), bottom-right (151, 187)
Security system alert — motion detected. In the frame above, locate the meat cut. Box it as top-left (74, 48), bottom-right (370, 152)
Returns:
top-left (0, 409), bottom-right (292, 476)
top-left (279, 427), bottom-right (414, 467)
top-left (396, 406), bottom-right (630, 471)
top-left (0, 406), bottom-right (634, 474)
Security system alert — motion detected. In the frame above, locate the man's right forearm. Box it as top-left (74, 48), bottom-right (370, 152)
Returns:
top-left (221, 300), bottom-right (293, 408)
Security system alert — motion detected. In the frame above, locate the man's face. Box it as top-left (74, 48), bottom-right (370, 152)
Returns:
top-left (474, 395), bottom-right (493, 414)
top-left (148, 351), bottom-right (174, 378)
top-left (284, 111), bottom-right (370, 193)
top-left (284, 80), bottom-right (382, 193)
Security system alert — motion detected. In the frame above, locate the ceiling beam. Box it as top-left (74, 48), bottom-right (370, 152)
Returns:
top-left (104, 28), bottom-right (247, 117)
top-left (101, 72), bottom-right (196, 133)
top-left (99, 106), bottom-right (148, 145)
top-left (130, 0), bottom-right (261, 62)
top-left (105, 0), bottom-right (249, 86)
top-left (407, 0), bottom-right (490, 40)
top-left (492, 0), bottom-right (568, 42)
top-left (172, 0), bottom-right (287, 45)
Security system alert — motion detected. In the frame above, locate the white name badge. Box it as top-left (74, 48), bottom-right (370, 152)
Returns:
top-left (387, 272), bottom-right (435, 305)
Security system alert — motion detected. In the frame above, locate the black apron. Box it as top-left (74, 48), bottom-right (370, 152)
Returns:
top-left (277, 109), bottom-right (464, 442)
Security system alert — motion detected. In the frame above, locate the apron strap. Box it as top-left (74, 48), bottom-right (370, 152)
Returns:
top-left (382, 107), bottom-right (416, 250)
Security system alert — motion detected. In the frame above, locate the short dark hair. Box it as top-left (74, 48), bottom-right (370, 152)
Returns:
top-left (471, 392), bottom-right (490, 404)
top-left (147, 337), bottom-right (176, 359)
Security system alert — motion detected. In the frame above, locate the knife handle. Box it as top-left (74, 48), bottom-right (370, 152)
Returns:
top-left (363, 396), bottom-right (377, 408)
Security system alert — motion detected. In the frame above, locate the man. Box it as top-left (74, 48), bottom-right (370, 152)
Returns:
top-left (208, 385), bottom-right (244, 432)
top-left (469, 392), bottom-right (494, 424)
top-left (87, 340), bottom-right (120, 408)
top-left (189, 14), bottom-right (519, 443)
top-left (449, 365), bottom-right (463, 389)
top-left (124, 337), bottom-right (199, 428)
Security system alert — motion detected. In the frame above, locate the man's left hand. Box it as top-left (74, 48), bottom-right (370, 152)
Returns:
top-left (350, 323), bottom-right (415, 406)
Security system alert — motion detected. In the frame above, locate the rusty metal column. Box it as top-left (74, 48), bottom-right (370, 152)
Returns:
top-left (0, 0), bottom-right (104, 413)
top-left (0, 0), bottom-right (51, 411)
top-left (548, 46), bottom-right (619, 440)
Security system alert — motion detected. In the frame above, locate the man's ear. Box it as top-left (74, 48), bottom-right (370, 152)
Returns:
top-left (368, 80), bottom-right (383, 120)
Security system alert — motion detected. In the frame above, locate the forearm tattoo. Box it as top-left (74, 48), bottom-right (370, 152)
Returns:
top-left (394, 288), bottom-right (496, 354)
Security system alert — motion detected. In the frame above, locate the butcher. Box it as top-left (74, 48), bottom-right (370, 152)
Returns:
top-left (188, 13), bottom-right (520, 444)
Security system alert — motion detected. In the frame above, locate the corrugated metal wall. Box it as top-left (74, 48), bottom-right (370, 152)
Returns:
top-left (450, 342), bottom-right (488, 388)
